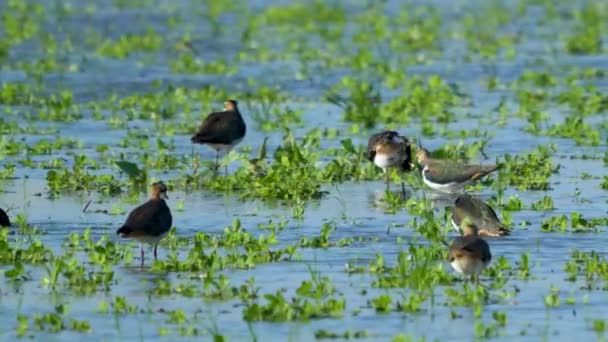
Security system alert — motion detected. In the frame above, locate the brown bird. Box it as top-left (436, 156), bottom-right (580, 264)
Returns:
top-left (448, 218), bottom-right (492, 284)
top-left (452, 194), bottom-right (510, 237)
top-left (191, 99), bottom-right (246, 174)
top-left (367, 131), bottom-right (412, 196)
top-left (416, 148), bottom-right (498, 194)
top-left (117, 182), bottom-right (172, 267)
top-left (0, 208), bottom-right (10, 227)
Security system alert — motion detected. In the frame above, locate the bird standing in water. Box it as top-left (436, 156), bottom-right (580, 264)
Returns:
top-left (117, 182), bottom-right (172, 268)
top-left (448, 218), bottom-right (492, 284)
top-left (416, 148), bottom-right (498, 194)
top-left (191, 99), bottom-right (246, 175)
top-left (367, 131), bottom-right (413, 197)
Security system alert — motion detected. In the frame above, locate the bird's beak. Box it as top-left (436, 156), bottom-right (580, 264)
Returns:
top-left (161, 193), bottom-right (169, 200)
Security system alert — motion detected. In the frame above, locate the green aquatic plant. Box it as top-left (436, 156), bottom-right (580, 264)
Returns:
top-left (544, 286), bottom-right (560, 307)
top-left (593, 320), bottom-right (606, 333)
top-left (315, 330), bottom-right (369, 339)
top-left (298, 222), bottom-right (354, 248)
top-left (600, 176), bottom-right (608, 190)
top-left (372, 246), bottom-right (451, 291)
top-left (541, 213), bottom-right (607, 233)
top-left (326, 78), bottom-right (381, 128)
top-left (564, 3), bottom-right (603, 55)
top-left (564, 250), bottom-right (608, 289)
top-left (96, 28), bottom-right (163, 59)
top-left (108, 296), bottom-right (139, 315)
top-left (46, 154), bottom-right (123, 196)
top-left (242, 277), bottom-right (345, 322)
top-left (371, 294), bottom-right (392, 313)
top-left (195, 131), bottom-right (327, 201)
top-left (531, 196), bottom-right (554, 211)
top-left (169, 54), bottom-right (237, 75)
top-left (17, 305), bottom-right (92, 336)
top-left (444, 283), bottom-right (489, 309)
top-left (2, 0), bottom-right (608, 339)
top-left (542, 116), bottom-right (601, 146)
top-left (496, 145), bottom-right (558, 191)
top-left (503, 195), bottom-right (523, 211)
top-left (247, 102), bottom-right (303, 132)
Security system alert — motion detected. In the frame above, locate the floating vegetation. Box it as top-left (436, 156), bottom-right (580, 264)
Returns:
top-left (0, 0), bottom-right (607, 339)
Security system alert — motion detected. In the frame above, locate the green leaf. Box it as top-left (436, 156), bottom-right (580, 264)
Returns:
top-left (115, 161), bottom-right (141, 179)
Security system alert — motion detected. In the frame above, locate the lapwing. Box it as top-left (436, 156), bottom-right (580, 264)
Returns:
top-left (448, 218), bottom-right (492, 284)
top-left (416, 148), bottom-right (498, 193)
top-left (191, 99), bottom-right (246, 174)
top-left (452, 194), bottom-right (510, 237)
top-left (367, 131), bottom-right (412, 196)
top-left (117, 181), bottom-right (172, 268)
top-left (0, 208), bottom-right (10, 227)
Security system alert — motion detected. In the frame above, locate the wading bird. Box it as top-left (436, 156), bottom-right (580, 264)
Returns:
top-left (191, 99), bottom-right (246, 175)
top-left (367, 131), bottom-right (412, 196)
top-left (416, 148), bottom-right (498, 193)
top-left (448, 218), bottom-right (492, 284)
top-left (117, 182), bottom-right (172, 268)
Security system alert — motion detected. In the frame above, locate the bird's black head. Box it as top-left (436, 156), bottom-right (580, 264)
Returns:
top-left (224, 99), bottom-right (238, 110)
top-left (150, 181), bottom-right (169, 200)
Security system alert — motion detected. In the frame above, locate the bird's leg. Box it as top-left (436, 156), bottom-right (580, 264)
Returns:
top-left (140, 244), bottom-right (144, 268)
top-left (384, 169), bottom-right (390, 192)
top-left (154, 244), bottom-right (158, 261)
top-left (401, 180), bottom-right (406, 200)
top-left (191, 146), bottom-right (197, 173)
top-left (215, 151), bottom-right (220, 172)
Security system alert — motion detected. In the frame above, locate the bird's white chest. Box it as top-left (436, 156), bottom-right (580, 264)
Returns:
top-left (374, 153), bottom-right (401, 170)
top-left (421, 166), bottom-right (463, 193)
top-left (450, 258), bottom-right (488, 276)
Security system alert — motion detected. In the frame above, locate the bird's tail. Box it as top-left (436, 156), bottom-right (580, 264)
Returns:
top-left (191, 133), bottom-right (207, 143)
top-left (496, 224), bottom-right (511, 236)
top-left (482, 164), bottom-right (499, 174)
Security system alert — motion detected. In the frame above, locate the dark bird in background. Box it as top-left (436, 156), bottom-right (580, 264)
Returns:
top-left (452, 194), bottom-right (510, 237)
top-left (117, 182), bottom-right (172, 268)
top-left (191, 99), bottom-right (246, 174)
top-left (0, 208), bottom-right (10, 227)
top-left (367, 130), bottom-right (412, 196)
top-left (448, 218), bottom-right (492, 284)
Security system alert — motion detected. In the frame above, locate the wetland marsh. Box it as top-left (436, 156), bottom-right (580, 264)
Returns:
top-left (1, 0), bottom-right (608, 340)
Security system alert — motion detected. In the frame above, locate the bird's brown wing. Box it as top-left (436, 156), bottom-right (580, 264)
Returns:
top-left (123, 200), bottom-right (172, 236)
top-left (449, 236), bottom-right (491, 262)
top-left (191, 111), bottom-right (228, 143)
top-left (425, 162), bottom-right (496, 184)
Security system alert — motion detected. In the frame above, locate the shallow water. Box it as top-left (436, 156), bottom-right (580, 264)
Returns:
top-left (1, 0), bottom-right (608, 341)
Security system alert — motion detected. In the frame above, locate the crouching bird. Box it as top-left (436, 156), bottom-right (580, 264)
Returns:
top-left (448, 218), bottom-right (492, 284)
top-left (452, 194), bottom-right (510, 237)
top-left (117, 181), bottom-right (172, 268)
